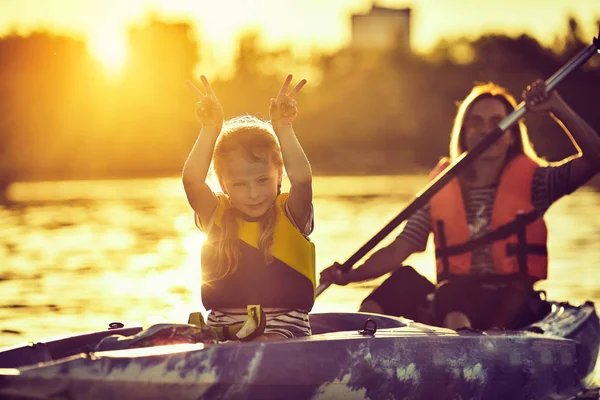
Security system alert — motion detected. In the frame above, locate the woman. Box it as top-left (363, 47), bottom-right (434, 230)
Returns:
top-left (320, 79), bottom-right (600, 330)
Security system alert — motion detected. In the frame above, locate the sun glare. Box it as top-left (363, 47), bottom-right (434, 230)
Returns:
top-left (89, 32), bottom-right (128, 75)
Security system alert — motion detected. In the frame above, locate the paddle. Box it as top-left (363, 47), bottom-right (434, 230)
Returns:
top-left (316, 32), bottom-right (600, 298)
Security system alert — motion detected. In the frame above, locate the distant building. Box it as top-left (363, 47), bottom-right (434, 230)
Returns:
top-left (350, 5), bottom-right (411, 53)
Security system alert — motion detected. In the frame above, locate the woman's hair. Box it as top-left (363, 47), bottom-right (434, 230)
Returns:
top-left (448, 82), bottom-right (546, 165)
top-left (210, 115), bottom-right (284, 280)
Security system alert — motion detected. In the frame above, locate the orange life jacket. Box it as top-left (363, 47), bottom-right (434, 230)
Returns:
top-left (429, 155), bottom-right (548, 282)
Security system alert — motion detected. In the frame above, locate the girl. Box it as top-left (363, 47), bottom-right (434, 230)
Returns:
top-left (182, 75), bottom-right (315, 341)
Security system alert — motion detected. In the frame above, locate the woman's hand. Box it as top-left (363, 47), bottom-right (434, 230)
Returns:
top-left (270, 74), bottom-right (306, 129)
top-left (319, 262), bottom-right (352, 286)
top-left (186, 75), bottom-right (224, 130)
top-left (522, 79), bottom-right (567, 115)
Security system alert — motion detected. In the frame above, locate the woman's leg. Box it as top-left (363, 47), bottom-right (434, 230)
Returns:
top-left (434, 280), bottom-right (489, 329)
top-left (443, 311), bottom-right (473, 330)
top-left (359, 299), bottom-right (385, 314)
top-left (491, 284), bottom-right (532, 329)
top-left (359, 266), bottom-right (435, 319)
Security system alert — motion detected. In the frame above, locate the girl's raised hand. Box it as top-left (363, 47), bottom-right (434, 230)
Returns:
top-left (186, 75), bottom-right (224, 130)
top-left (270, 74), bottom-right (306, 128)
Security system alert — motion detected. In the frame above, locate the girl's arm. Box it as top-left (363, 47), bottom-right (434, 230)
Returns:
top-left (182, 76), bottom-right (225, 229)
top-left (524, 80), bottom-right (600, 187)
top-left (270, 74), bottom-right (313, 230)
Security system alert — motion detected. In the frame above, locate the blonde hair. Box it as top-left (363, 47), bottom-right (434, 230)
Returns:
top-left (211, 115), bottom-right (284, 280)
top-left (449, 82), bottom-right (546, 166)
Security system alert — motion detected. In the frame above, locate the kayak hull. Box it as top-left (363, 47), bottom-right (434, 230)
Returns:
top-left (0, 302), bottom-right (598, 400)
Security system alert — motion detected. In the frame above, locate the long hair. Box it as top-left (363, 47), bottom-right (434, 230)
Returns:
top-left (449, 82), bottom-right (546, 166)
top-left (210, 115), bottom-right (284, 280)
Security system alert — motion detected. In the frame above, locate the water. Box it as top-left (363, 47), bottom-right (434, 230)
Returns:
top-left (1, 175), bottom-right (600, 380)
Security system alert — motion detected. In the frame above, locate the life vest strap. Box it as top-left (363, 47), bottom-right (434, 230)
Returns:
top-left (439, 274), bottom-right (539, 289)
top-left (506, 243), bottom-right (547, 256)
top-left (436, 220), bottom-right (451, 278)
top-left (508, 212), bottom-right (548, 275)
top-left (435, 210), bottom-right (541, 257)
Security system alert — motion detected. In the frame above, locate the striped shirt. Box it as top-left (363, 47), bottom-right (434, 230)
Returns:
top-left (398, 162), bottom-right (581, 275)
top-left (207, 308), bottom-right (312, 339)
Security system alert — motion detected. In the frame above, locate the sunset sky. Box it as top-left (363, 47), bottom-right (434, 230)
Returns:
top-left (1, 0), bottom-right (599, 77)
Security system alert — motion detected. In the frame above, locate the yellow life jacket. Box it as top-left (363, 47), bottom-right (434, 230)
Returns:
top-left (201, 193), bottom-right (316, 310)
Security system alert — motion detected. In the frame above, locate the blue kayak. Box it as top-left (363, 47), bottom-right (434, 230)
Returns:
top-left (0, 301), bottom-right (598, 400)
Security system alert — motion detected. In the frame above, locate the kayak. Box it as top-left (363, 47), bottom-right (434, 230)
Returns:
top-left (0, 300), bottom-right (598, 400)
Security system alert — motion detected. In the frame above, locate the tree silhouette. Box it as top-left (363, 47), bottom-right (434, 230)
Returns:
top-left (0, 16), bottom-right (598, 185)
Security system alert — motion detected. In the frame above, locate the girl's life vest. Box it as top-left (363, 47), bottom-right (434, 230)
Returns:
top-left (201, 193), bottom-right (316, 310)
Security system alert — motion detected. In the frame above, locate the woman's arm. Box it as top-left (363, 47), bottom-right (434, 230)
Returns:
top-left (550, 100), bottom-right (600, 185)
top-left (319, 237), bottom-right (417, 285)
top-left (270, 74), bottom-right (313, 229)
top-left (347, 237), bottom-right (417, 283)
top-left (523, 80), bottom-right (600, 188)
top-left (182, 76), bottom-right (224, 229)
top-left (319, 205), bottom-right (432, 285)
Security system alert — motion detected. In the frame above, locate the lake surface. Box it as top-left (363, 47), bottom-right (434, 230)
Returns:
top-left (2, 175), bottom-right (600, 380)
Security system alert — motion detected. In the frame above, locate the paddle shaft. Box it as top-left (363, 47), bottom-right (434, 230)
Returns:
top-left (316, 36), bottom-right (600, 298)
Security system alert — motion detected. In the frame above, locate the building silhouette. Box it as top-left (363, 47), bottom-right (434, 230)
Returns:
top-left (351, 5), bottom-right (412, 53)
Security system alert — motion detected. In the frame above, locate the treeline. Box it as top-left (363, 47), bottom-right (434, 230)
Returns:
top-left (0, 16), bottom-right (598, 188)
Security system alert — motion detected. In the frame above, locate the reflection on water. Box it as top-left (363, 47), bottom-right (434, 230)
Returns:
top-left (1, 176), bottom-right (600, 377)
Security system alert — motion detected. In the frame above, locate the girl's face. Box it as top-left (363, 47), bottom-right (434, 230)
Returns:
top-left (221, 151), bottom-right (281, 218)
top-left (463, 98), bottom-right (514, 161)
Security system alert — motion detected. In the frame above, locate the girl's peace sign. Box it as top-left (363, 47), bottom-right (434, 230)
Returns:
top-left (270, 74), bottom-right (307, 127)
top-left (186, 75), bottom-right (224, 129)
